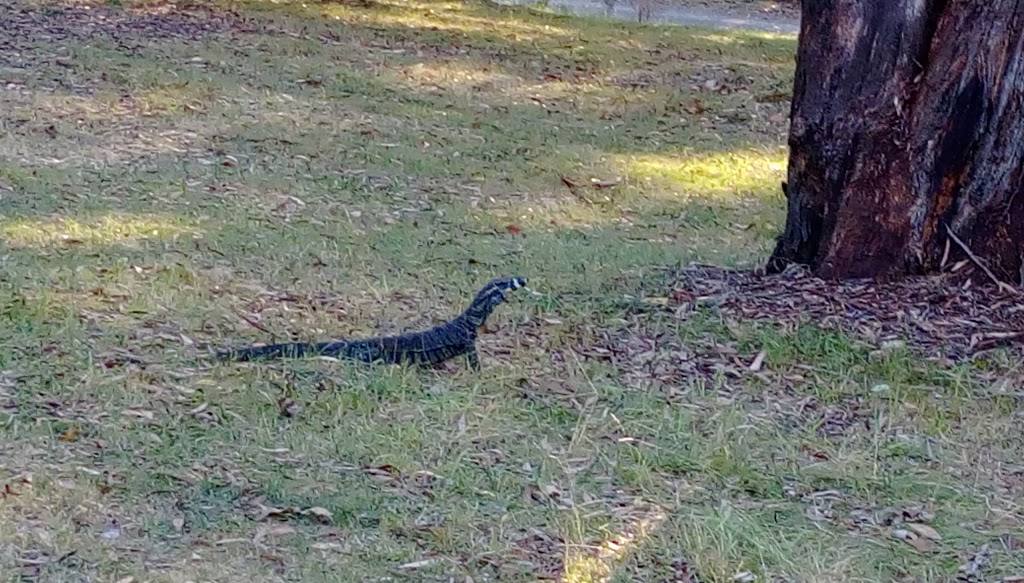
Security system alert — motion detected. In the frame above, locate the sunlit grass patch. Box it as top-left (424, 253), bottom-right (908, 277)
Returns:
top-left (397, 61), bottom-right (526, 94)
top-left (697, 29), bottom-right (797, 46)
top-left (611, 147), bottom-right (788, 198)
top-left (562, 503), bottom-right (667, 583)
top-left (291, 0), bottom-right (579, 42)
top-left (2, 214), bottom-right (197, 249)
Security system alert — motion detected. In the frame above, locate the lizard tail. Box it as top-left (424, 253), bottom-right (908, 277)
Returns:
top-left (216, 341), bottom-right (347, 361)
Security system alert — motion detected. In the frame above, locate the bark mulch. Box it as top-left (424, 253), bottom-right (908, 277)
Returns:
top-left (671, 264), bottom-right (1024, 363)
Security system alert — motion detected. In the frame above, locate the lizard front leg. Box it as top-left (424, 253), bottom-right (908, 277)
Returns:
top-left (466, 347), bottom-right (481, 371)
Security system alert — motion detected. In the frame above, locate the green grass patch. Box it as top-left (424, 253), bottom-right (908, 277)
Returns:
top-left (1, 0), bottom-right (1021, 582)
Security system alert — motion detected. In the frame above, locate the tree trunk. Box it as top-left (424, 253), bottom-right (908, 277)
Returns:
top-left (767, 0), bottom-right (1024, 283)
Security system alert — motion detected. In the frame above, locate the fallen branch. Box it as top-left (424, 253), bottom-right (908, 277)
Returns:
top-left (945, 226), bottom-right (1017, 293)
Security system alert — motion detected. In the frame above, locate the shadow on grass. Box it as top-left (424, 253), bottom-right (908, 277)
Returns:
top-left (1, 0), bottom-right (794, 173)
top-left (0, 6), bottom-right (798, 581)
top-left (1, 0), bottom-right (793, 305)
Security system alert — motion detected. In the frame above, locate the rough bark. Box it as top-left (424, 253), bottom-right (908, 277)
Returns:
top-left (768, 0), bottom-right (1024, 282)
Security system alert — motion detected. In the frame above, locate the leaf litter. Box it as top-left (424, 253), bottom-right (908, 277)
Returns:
top-left (0, 0), bottom-right (245, 61)
top-left (671, 264), bottom-right (1024, 362)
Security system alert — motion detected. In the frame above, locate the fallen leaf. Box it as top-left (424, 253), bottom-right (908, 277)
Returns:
top-left (748, 350), bottom-right (766, 372)
top-left (305, 507), bottom-right (334, 523)
top-left (892, 528), bottom-right (932, 552)
top-left (907, 523), bottom-right (941, 541)
top-left (505, 224), bottom-right (522, 235)
top-left (1003, 534), bottom-right (1024, 550)
top-left (398, 558), bottom-right (438, 570)
top-left (958, 544), bottom-right (991, 580)
top-left (590, 177), bottom-right (621, 188)
top-left (278, 398), bottom-right (302, 418)
top-left (263, 524), bottom-right (297, 536)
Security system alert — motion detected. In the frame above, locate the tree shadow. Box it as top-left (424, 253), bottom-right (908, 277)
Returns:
top-left (1, 0), bottom-right (793, 334)
top-left (0, 6), bottom-right (799, 581)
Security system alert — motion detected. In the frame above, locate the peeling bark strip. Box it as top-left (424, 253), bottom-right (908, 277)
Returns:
top-left (768, 0), bottom-right (1024, 281)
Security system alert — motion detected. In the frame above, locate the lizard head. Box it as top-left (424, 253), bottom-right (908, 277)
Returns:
top-left (477, 276), bottom-right (527, 309)
top-left (463, 276), bottom-right (527, 326)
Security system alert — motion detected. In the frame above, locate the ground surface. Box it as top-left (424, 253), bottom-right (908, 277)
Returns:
top-left (1, 1), bottom-right (1022, 582)
top-left (503, 0), bottom-right (799, 34)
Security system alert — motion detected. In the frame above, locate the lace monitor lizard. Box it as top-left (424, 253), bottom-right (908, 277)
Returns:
top-left (216, 276), bottom-right (527, 370)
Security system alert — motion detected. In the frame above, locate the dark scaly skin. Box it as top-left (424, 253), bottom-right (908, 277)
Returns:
top-left (216, 276), bottom-right (527, 370)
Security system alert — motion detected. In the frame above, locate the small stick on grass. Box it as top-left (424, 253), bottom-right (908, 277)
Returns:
top-left (235, 311), bottom-right (275, 335)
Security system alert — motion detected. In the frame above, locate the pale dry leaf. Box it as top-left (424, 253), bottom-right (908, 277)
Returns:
top-left (255, 503), bottom-right (287, 521)
top-left (748, 350), bottom-right (766, 372)
top-left (590, 177), bottom-right (621, 188)
top-left (263, 524), bottom-right (297, 537)
top-left (907, 523), bottom-right (941, 541)
top-left (540, 483), bottom-right (561, 498)
top-left (398, 558), bottom-right (438, 570)
top-left (305, 507), bottom-right (333, 523)
top-left (892, 528), bottom-right (932, 552)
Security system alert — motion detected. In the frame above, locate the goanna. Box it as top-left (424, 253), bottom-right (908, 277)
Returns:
top-left (216, 276), bottom-right (527, 370)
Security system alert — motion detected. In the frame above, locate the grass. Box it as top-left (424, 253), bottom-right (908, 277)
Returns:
top-left (1, 0), bottom-right (1022, 582)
